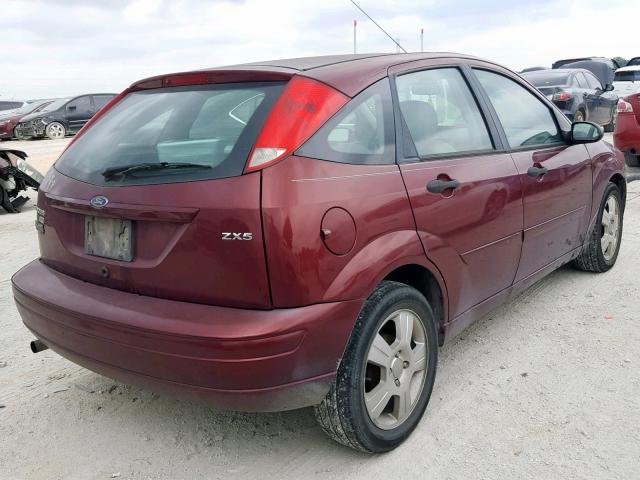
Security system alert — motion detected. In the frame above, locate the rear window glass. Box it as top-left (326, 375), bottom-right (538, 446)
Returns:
top-left (525, 72), bottom-right (570, 87)
top-left (296, 79), bottom-right (394, 165)
top-left (56, 83), bottom-right (284, 186)
top-left (614, 70), bottom-right (640, 82)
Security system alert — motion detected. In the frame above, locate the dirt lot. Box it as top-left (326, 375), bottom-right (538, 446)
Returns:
top-left (1, 137), bottom-right (639, 480)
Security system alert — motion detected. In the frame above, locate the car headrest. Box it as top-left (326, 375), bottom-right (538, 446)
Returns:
top-left (400, 100), bottom-right (438, 140)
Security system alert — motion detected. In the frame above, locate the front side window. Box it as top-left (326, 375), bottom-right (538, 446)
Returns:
top-left (474, 69), bottom-right (562, 148)
top-left (395, 67), bottom-right (493, 157)
top-left (584, 73), bottom-right (603, 90)
top-left (575, 72), bottom-right (589, 89)
top-left (296, 79), bottom-right (394, 165)
top-left (56, 82), bottom-right (284, 185)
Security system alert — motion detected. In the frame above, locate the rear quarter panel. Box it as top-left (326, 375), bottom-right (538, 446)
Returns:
top-left (261, 155), bottom-right (428, 308)
top-left (586, 140), bottom-right (626, 227)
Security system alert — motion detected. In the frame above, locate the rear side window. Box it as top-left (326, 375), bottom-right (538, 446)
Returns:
top-left (615, 70), bottom-right (640, 82)
top-left (67, 96), bottom-right (92, 113)
top-left (296, 79), bottom-right (394, 165)
top-left (474, 69), bottom-right (562, 148)
top-left (395, 67), bottom-right (493, 157)
top-left (93, 95), bottom-right (114, 110)
top-left (56, 82), bottom-right (284, 186)
top-left (0, 101), bottom-right (23, 110)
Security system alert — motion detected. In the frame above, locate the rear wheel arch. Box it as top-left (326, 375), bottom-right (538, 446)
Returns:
top-left (383, 264), bottom-right (447, 346)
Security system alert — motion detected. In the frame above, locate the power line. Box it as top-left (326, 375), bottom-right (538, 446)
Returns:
top-left (349, 0), bottom-right (407, 53)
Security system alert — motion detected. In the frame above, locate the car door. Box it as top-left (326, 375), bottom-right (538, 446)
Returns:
top-left (64, 96), bottom-right (92, 132)
top-left (472, 68), bottom-right (592, 283)
top-left (583, 72), bottom-right (609, 123)
top-left (574, 72), bottom-right (597, 120)
top-left (390, 64), bottom-right (524, 318)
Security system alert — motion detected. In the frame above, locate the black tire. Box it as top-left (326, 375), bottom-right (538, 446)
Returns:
top-left (574, 182), bottom-right (623, 272)
top-left (624, 151), bottom-right (640, 167)
top-left (604, 111), bottom-right (616, 132)
top-left (314, 281), bottom-right (438, 453)
top-left (574, 109), bottom-right (586, 123)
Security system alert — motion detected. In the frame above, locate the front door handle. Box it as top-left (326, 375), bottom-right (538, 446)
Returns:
top-left (427, 178), bottom-right (460, 194)
top-left (527, 165), bottom-right (548, 178)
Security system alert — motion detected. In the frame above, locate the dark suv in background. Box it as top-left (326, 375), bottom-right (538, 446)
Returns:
top-left (14, 93), bottom-right (115, 140)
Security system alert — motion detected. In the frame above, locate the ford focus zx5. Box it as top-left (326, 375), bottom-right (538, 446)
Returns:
top-left (12, 53), bottom-right (626, 452)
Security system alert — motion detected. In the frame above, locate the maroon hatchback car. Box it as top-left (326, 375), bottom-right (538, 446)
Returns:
top-left (12, 53), bottom-right (626, 452)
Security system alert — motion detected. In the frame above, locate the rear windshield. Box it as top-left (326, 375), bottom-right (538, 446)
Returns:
top-left (614, 71), bottom-right (640, 82)
top-left (56, 83), bottom-right (284, 186)
top-left (525, 72), bottom-right (570, 87)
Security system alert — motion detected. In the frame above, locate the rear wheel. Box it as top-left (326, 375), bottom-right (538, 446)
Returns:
top-left (314, 281), bottom-right (438, 452)
top-left (624, 151), bottom-right (640, 167)
top-left (574, 182), bottom-right (623, 272)
top-left (574, 109), bottom-right (586, 123)
top-left (45, 122), bottom-right (66, 140)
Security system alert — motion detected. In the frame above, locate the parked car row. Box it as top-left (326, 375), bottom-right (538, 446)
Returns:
top-left (522, 67), bottom-right (617, 129)
top-left (521, 58), bottom-right (618, 130)
top-left (0, 93), bottom-right (115, 141)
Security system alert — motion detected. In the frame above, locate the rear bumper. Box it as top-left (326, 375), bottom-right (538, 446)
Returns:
top-left (12, 260), bottom-right (362, 411)
top-left (614, 113), bottom-right (640, 153)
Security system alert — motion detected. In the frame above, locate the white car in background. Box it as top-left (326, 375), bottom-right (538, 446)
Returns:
top-left (612, 65), bottom-right (640, 97)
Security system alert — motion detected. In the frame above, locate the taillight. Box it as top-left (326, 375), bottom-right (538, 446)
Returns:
top-left (245, 76), bottom-right (348, 172)
top-left (617, 99), bottom-right (634, 113)
top-left (552, 91), bottom-right (571, 102)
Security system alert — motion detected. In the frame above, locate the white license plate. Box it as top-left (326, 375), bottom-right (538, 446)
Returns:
top-left (85, 216), bottom-right (133, 262)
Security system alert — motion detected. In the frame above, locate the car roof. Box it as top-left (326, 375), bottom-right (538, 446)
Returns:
top-left (212, 52), bottom-right (490, 97)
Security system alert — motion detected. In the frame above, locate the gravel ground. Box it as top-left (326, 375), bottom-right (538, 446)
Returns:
top-left (1, 137), bottom-right (639, 480)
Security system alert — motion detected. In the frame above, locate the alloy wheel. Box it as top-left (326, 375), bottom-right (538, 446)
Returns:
top-left (601, 194), bottom-right (620, 261)
top-left (46, 123), bottom-right (65, 139)
top-left (363, 309), bottom-right (428, 430)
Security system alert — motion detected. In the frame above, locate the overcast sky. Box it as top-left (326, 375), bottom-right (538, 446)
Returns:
top-left (2, 0), bottom-right (639, 99)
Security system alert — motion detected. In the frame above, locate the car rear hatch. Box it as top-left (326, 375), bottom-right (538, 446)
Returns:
top-left (39, 70), bottom-right (295, 309)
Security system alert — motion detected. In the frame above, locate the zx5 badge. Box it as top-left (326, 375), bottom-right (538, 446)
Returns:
top-left (222, 232), bottom-right (253, 241)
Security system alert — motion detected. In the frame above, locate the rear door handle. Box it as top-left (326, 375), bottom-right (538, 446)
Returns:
top-left (427, 178), bottom-right (460, 194)
top-left (527, 165), bottom-right (548, 178)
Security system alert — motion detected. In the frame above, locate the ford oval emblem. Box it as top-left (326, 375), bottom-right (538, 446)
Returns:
top-left (90, 195), bottom-right (109, 208)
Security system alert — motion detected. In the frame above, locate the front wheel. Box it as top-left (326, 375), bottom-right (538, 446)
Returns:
top-left (604, 110), bottom-right (616, 132)
top-left (574, 182), bottom-right (623, 272)
top-left (314, 281), bottom-right (438, 452)
top-left (45, 122), bottom-right (66, 140)
top-left (574, 109), bottom-right (586, 123)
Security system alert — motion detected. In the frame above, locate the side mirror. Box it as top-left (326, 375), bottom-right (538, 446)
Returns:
top-left (604, 84), bottom-right (615, 92)
top-left (571, 121), bottom-right (603, 144)
top-left (67, 105), bottom-right (77, 111)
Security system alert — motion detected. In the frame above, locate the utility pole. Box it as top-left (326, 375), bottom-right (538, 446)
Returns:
top-left (353, 19), bottom-right (357, 54)
top-left (421, 28), bottom-right (424, 52)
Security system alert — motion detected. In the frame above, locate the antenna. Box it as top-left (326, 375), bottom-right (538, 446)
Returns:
top-left (349, 0), bottom-right (407, 53)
